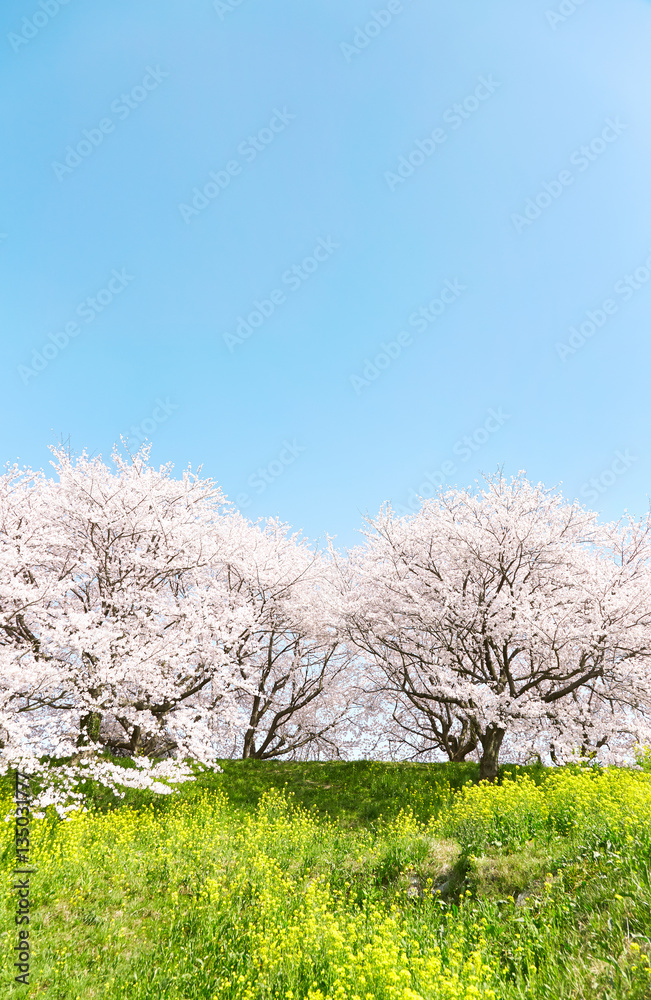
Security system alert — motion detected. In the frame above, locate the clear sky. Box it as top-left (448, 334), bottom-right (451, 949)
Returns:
top-left (2, 0), bottom-right (651, 549)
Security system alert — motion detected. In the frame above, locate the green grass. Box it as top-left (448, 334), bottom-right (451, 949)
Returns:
top-left (191, 758), bottom-right (480, 825)
top-left (2, 760), bottom-right (651, 999)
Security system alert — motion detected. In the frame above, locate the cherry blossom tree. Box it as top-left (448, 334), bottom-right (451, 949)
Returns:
top-left (531, 513), bottom-right (651, 766)
top-left (202, 515), bottom-right (359, 760)
top-left (4, 445), bottom-right (651, 810)
top-left (0, 445), bottom-right (363, 811)
top-left (337, 473), bottom-right (651, 780)
top-left (0, 445), bottom-right (253, 811)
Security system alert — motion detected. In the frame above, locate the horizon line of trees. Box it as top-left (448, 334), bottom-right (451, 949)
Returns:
top-left (1, 444), bottom-right (650, 809)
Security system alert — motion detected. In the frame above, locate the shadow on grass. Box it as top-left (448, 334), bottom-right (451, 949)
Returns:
top-left (1, 755), bottom-right (553, 829)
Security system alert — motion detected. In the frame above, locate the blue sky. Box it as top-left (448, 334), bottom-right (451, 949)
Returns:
top-left (2, 0), bottom-right (651, 549)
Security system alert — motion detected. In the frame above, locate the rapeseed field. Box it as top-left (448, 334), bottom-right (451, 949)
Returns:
top-left (2, 760), bottom-right (651, 999)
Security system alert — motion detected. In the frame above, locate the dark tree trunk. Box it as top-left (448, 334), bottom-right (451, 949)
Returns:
top-left (478, 725), bottom-right (505, 783)
top-left (446, 720), bottom-right (479, 762)
top-left (129, 725), bottom-right (142, 754)
top-left (448, 739), bottom-right (478, 763)
top-left (76, 711), bottom-right (102, 747)
top-left (242, 728), bottom-right (256, 758)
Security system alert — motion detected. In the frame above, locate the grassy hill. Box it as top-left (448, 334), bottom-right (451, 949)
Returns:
top-left (2, 760), bottom-right (651, 999)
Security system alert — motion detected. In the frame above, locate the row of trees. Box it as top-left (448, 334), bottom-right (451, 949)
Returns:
top-left (1, 446), bottom-right (650, 808)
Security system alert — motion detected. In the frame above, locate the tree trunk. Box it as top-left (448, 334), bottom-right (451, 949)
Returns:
top-left (449, 739), bottom-right (477, 762)
top-left (439, 716), bottom-right (478, 762)
top-left (76, 711), bottom-right (102, 747)
top-left (129, 725), bottom-right (143, 755)
top-left (478, 725), bottom-right (505, 783)
top-left (242, 728), bottom-right (256, 758)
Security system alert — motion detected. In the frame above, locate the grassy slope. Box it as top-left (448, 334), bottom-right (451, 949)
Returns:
top-left (1, 760), bottom-right (651, 999)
